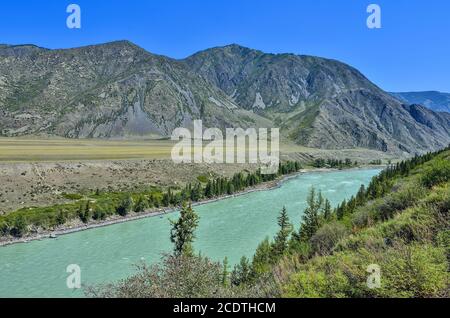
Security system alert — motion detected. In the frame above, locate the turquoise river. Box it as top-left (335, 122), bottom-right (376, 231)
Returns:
top-left (0, 168), bottom-right (380, 297)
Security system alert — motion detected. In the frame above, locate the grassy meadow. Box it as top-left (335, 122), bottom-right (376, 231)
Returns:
top-left (0, 137), bottom-right (175, 161)
top-left (0, 137), bottom-right (393, 163)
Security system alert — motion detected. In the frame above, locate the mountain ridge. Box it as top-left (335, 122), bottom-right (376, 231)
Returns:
top-left (390, 91), bottom-right (450, 113)
top-left (183, 44), bottom-right (450, 154)
top-left (0, 41), bottom-right (449, 154)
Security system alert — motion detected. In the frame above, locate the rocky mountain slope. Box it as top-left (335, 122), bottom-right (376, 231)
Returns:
top-left (0, 41), bottom-right (449, 154)
top-left (0, 41), bottom-right (268, 138)
top-left (390, 91), bottom-right (450, 113)
top-left (185, 44), bottom-right (450, 154)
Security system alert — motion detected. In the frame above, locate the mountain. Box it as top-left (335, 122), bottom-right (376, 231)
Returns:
top-left (0, 41), bottom-right (269, 138)
top-left (185, 44), bottom-right (450, 154)
top-left (390, 91), bottom-right (450, 113)
top-left (0, 41), bottom-right (449, 154)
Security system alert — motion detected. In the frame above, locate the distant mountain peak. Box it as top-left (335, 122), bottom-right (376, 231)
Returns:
top-left (390, 91), bottom-right (450, 113)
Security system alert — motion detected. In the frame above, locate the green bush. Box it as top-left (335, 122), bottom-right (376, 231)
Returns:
top-left (311, 222), bottom-right (348, 256)
top-left (62, 193), bottom-right (83, 200)
top-left (56, 210), bottom-right (68, 225)
top-left (283, 268), bottom-right (350, 298)
top-left (134, 196), bottom-right (148, 213)
top-left (86, 255), bottom-right (226, 298)
top-left (422, 159), bottom-right (450, 188)
top-left (0, 220), bottom-right (9, 236)
top-left (117, 195), bottom-right (133, 216)
top-left (10, 215), bottom-right (28, 237)
top-left (197, 175), bottom-right (209, 183)
top-left (92, 208), bottom-right (107, 221)
top-left (282, 243), bottom-right (448, 298)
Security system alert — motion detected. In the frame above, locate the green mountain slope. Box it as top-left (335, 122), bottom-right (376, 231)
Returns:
top-left (265, 148), bottom-right (450, 298)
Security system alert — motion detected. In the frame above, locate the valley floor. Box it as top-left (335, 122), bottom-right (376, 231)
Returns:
top-left (0, 137), bottom-right (396, 214)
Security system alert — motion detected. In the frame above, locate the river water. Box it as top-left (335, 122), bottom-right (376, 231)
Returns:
top-left (0, 168), bottom-right (380, 297)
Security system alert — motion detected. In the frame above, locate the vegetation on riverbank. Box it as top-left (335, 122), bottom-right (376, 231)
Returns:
top-left (89, 146), bottom-right (450, 298)
top-left (0, 162), bottom-right (302, 239)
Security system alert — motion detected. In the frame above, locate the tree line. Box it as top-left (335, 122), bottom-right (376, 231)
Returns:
top-left (0, 161), bottom-right (302, 238)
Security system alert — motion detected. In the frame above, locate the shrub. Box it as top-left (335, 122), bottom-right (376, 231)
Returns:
top-left (375, 184), bottom-right (425, 222)
top-left (0, 220), bottom-right (9, 236)
top-left (422, 159), bottom-right (450, 188)
top-left (197, 175), bottom-right (209, 183)
top-left (134, 196), bottom-right (148, 213)
top-left (92, 208), bottom-right (107, 221)
top-left (117, 195), bottom-right (133, 216)
top-left (86, 255), bottom-right (225, 298)
top-left (78, 202), bottom-right (92, 223)
top-left (282, 243), bottom-right (448, 298)
top-left (311, 222), bottom-right (348, 256)
top-left (283, 268), bottom-right (350, 298)
top-left (62, 193), bottom-right (83, 200)
top-left (372, 244), bottom-right (448, 298)
top-left (10, 215), bottom-right (28, 237)
top-left (56, 210), bottom-right (68, 225)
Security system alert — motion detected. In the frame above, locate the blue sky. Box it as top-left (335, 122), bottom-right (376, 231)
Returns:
top-left (0, 0), bottom-right (449, 92)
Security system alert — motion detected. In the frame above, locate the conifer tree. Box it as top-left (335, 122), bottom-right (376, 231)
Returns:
top-left (221, 257), bottom-right (229, 287)
top-left (273, 207), bottom-right (293, 257)
top-left (322, 199), bottom-right (332, 221)
top-left (298, 188), bottom-right (322, 242)
top-left (170, 202), bottom-right (200, 257)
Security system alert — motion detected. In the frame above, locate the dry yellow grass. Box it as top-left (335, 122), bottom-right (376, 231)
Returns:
top-left (0, 137), bottom-right (394, 162)
top-left (0, 137), bottom-right (267, 162)
top-left (0, 137), bottom-right (176, 161)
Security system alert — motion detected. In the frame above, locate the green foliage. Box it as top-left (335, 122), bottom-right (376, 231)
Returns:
top-left (231, 256), bottom-right (253, 286)
top-left (116, 195), bottom-right (133, 216)
top-left (310, 222), bottom-right (348, 256)
top-left (1, 161), bottom-right (303, 238)
top-left (221, 257), bottom-right (230, 287)
top-left (0, 220), bottom-right (8, 236)
top-left (56, 210), bottom-right (68, 225)
top-left (89, 147), bottom-right (450, 298)
top-left (62, 193), bottom-right (83, 200)
top-left (251, 238), bottom-right (273, 277)
top-left (196, 175), bottom-right (209, 183)
top-left (272, 207), bottom-right (293, 257)
top-left (10, 214), bottom-right (28, 237)
top-left (422, 158), bottom-right (450, 188)
top-left (92, 207), bottom-right (108, 221)
top-left (170, 203), bottom-right (200, 257)
top-left (87, 254), bottom-right (228, 298)
top-left (283, 243), bottom-right (448, 298)
top-left (296, 188), bottom-right (322, 242)
top-left (248, 146), bottom-right (450, 298)
top-left (78, 201), bottom-right (92, 223)
top-left (134, 196), bottom-right (148, 213)
top-left (313, 158), bottom-right (356, 169)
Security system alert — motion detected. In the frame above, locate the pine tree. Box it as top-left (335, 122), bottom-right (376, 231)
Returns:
top-left (273, 207), bottom-right (293, 257)
top-left (170, 202), bottom-right (200, 257)
top-left (298, 188), bottom-right (321, 242)
top-left (322, 199), bottom-right (332, 221)
top-left (134, 196), bottom-right (148, 212)
top-left (117, 195), bottom-right (133, 216)
top-left (252, 237), bottom-right (273, 275)
top-left (231, 256), bottom-right (252, 286)
top-left (221, 257), bottom-right (229, 286)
